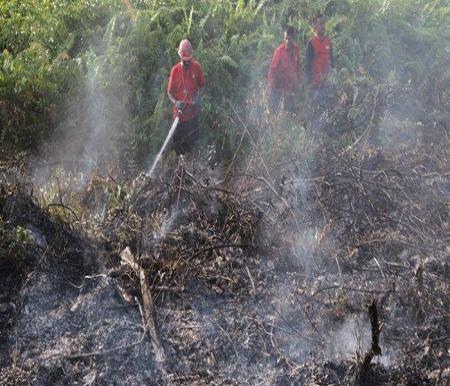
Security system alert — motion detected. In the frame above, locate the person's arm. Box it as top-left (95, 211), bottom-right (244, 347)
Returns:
top-left (168, 89), bottom-right (184, 112)
top-left (167, 91), bottom-right (177, 105)
top-left (167, 66), bottom-right (185, 112)
top-left (306, 40), bottom-right (314, 85)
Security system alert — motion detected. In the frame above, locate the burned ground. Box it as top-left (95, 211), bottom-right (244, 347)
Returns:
top-left (0, 139), bottom-right (449, 385)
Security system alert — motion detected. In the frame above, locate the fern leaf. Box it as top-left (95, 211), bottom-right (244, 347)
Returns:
top-left (218, 54), bottom-right (238, 70)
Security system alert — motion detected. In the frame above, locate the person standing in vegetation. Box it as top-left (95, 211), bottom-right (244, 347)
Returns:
top-left (168, 39), bottom-right (206, 154)
top-left (267, 26), bottom-right (302, 113)
top-left (306, 13), bottom-right (333, 95)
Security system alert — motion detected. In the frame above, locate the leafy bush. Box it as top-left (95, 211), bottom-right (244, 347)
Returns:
top-left (0, 0), bottom-right (448, 163)
top-left (0, 0), bottom-right (121, 150)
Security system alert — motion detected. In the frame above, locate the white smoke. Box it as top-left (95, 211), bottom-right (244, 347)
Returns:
top-left (32, 15), bottom-right (128, 196)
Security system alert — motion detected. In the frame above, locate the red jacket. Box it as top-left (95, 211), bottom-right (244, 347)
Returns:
top-left (268, 43), bottom-right (302, 93)
top-left (306, 35), bottom-right (333, 88)
top-left (168, 59), bottom-right (206, 121)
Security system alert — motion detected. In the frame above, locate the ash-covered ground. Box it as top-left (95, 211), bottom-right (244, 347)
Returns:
top-left (1, 141), bottom-right (449, 385)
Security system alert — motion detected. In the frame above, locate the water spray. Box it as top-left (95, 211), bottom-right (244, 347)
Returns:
top-left (146, 112), bottom-right (180, 178)
top-left (129, 109), bottom-right (181, 210)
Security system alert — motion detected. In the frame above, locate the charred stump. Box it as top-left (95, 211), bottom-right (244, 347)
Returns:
top-left (353, 299), bottom-right (382, 386)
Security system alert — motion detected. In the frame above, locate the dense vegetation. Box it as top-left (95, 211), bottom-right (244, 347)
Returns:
top-left (1, 0), bottom-right (448, 167)
top-left (1, 2), bottom-right (450, 384)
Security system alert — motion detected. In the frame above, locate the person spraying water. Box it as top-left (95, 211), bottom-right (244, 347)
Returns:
top-left (167, 39), bottom-right (206, 154)
top-left (146, 39), bottom-right (206, 177)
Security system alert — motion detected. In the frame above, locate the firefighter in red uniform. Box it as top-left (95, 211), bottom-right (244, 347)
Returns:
top-left (167, 39), bottom-right (206, 154)
top-left (267, 26), bottom-right (302, 113)
top-left (306, 13), bottom-right (333, 94)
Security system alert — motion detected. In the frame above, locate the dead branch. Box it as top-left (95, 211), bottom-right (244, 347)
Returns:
top-left (353, 300), bottom-right (382, 386)
top-left (119, 247), bottom-right (165, 363)
top-left (139, 267), bottom-right (165, 363)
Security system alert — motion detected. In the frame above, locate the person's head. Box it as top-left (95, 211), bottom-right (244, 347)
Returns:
top-left (313, 12), bottom-right (326, 37)
top-left (284, 26), bottom-right (296, 49)
top-left (178, 39), bottom-right (193, 65)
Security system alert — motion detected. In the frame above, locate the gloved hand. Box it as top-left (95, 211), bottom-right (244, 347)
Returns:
top-left (193, 93), bottom-right (202, 108)
top-left (175, 100), bottom-right (185, 112)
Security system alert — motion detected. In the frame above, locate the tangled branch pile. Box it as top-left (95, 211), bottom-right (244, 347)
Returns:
top-left (67, 140), bottom-right (449, 384)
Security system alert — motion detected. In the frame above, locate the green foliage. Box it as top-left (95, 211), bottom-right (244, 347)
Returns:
top-left (0, 0), bottom-right (448, 164)
top-left (0, 220), bottom-right (33, 272)
top-left (0, 0), bottom-right (121, 150)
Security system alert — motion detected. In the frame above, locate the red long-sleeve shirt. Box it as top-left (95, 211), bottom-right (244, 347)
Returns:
top-left (168, 60), bottom-right (206, 121)
top-left (267, 43), bottom-right (302, 93)
top-left (306, 35), bottom-right (333, 88)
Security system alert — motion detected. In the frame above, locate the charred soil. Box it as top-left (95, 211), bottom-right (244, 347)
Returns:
top-left (0, 142), bottom-right (449, 385)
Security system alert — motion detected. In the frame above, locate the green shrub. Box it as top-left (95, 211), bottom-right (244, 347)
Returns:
top-left (0, 0), bottom-right (448, 162)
